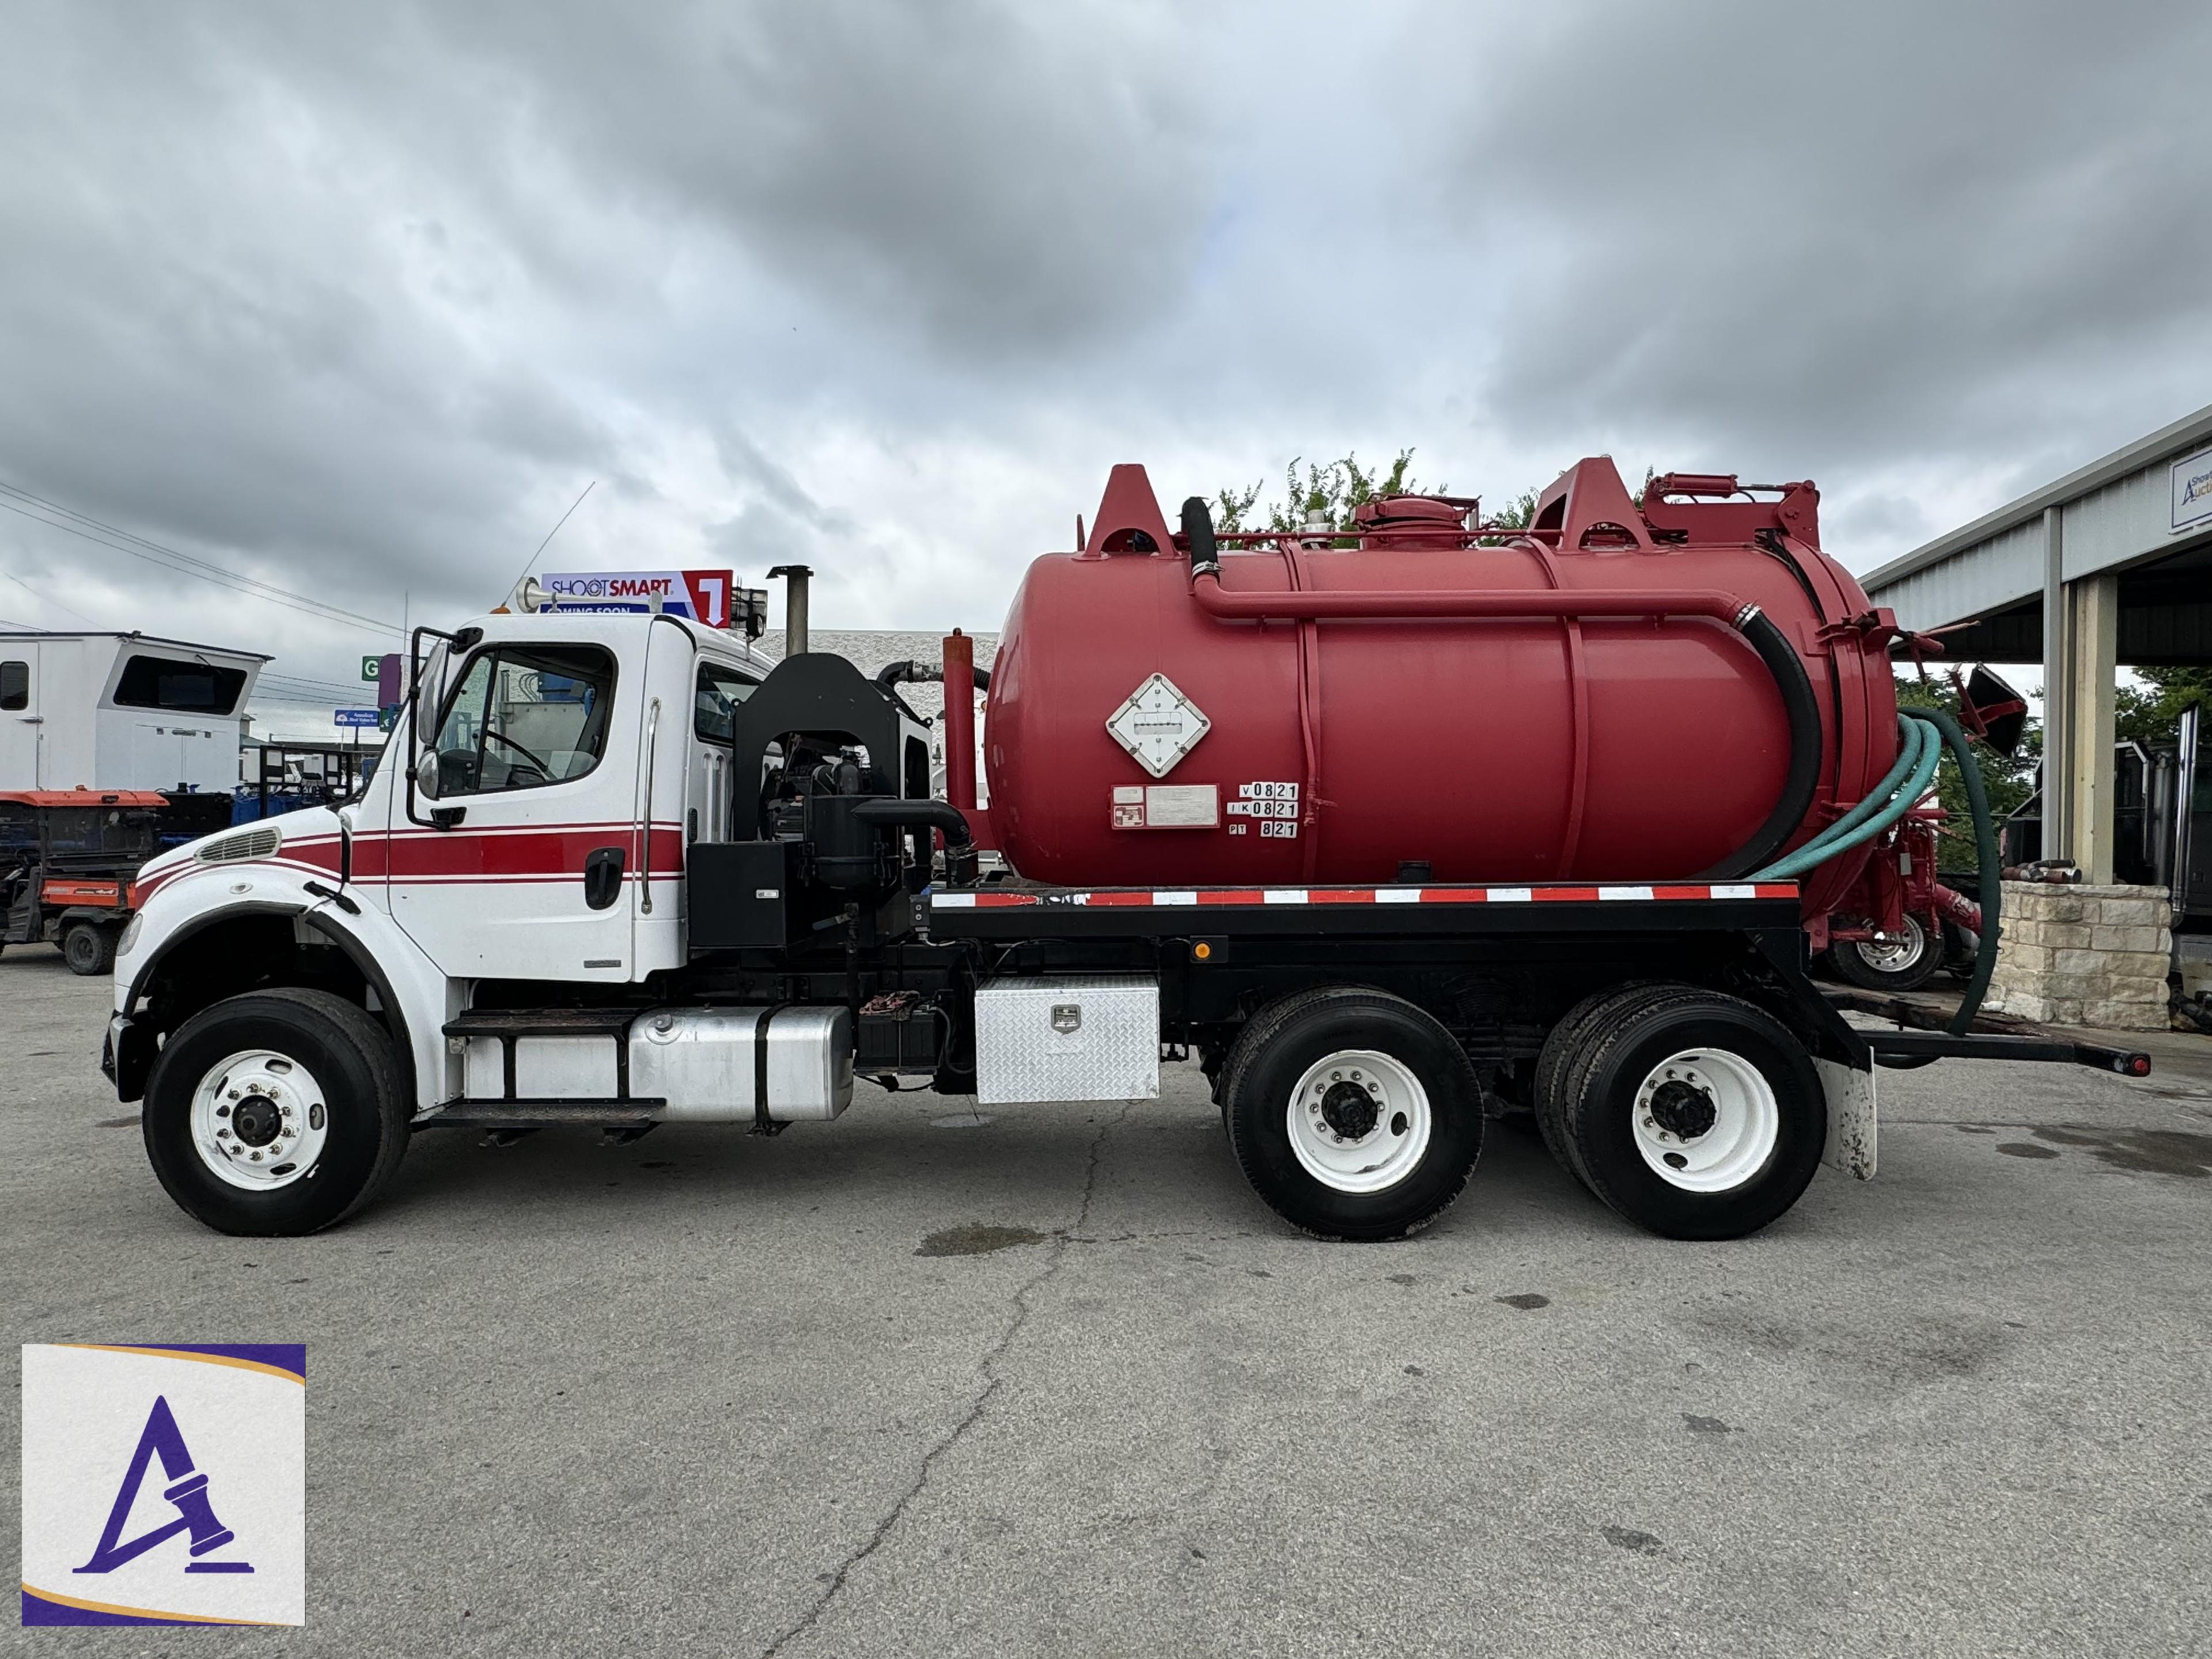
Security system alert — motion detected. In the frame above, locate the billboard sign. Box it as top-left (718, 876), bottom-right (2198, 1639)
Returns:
top-left (539, 570), bottom-right (737, 627)
top-left (334, 709), bottom-right (381, 729)
top-left (2173, 448), bottom-right (2212, 535)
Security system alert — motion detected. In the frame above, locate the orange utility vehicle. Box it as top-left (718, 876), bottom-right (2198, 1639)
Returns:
top-left (0, 789), bottom-right (167, 974)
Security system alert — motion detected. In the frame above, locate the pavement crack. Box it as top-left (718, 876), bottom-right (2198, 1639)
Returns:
top-left (760, 1104), bottom-right (1126, 1658)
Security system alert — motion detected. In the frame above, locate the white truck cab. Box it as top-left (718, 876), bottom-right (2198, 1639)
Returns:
top-left (103, 610), bottom-right (880, 1234)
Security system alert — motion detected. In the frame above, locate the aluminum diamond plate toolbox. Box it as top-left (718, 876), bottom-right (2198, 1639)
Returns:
top-left (974, 975), bottom-right (1160, 1105)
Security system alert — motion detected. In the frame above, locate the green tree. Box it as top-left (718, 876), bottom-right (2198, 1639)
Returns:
top-left (1487, 487), bottom-right (1541, 532)
top-left (2115, 666), bottom-right (2212, 750)
top-left (1213, 450), bottom-right (1566, 544)
top-left (1214, 449), bottom-right (1437, 536)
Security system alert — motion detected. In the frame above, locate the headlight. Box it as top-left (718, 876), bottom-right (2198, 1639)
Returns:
top-left (117, 912), bottom-right (144, 957)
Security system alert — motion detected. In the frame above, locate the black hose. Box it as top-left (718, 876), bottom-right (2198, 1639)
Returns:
top-left (851, 797), bottom-right (973, 844)
top-left (1181, 497), bottom-right (1219, 578)
top-left (852, 796), bottom-right (978, 885)
top-left (1910, 704), bottom-right (2001, 1035)
top-left (876, 660), bottom-right (991, 691)
top-left (1699, 607), bottom-right (1824, 880)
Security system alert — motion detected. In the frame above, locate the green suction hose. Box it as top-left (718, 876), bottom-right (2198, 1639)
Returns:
top-left (1911, 706), bottom-right (2002, 1036)
top-left (1747, 706), bottom-right (2004, 1037)
top-left (1764, 714), bottom-right (1925, 870)
top-left (1750, 715), bottom-right (1941, 881)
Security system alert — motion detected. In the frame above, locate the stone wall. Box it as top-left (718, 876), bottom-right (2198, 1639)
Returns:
top-left (1982, 882), bottom-right (2172, 1030)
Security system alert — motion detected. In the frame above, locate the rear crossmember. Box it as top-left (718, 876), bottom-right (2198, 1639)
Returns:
top-left (1825, 988), bottom-right (2154, 1075)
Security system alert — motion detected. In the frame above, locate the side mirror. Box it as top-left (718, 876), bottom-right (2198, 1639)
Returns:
top-left (414, 748), bottom-right (441, 800)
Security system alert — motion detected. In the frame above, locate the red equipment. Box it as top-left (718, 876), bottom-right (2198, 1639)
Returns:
top-left (1, 788), bottom-right (169, 974)
top-left (979, 459), bottom-right (1900, 921)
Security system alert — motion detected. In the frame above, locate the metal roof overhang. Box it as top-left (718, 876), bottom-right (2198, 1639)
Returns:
top-left (1863, 403), bottom-right (2212, 657)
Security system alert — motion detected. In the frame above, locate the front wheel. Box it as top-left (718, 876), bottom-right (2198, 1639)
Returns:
top-left (1221, 988), bottom-right (1483, 1240)
top-left (142, 988), bottom-right (410, 1236)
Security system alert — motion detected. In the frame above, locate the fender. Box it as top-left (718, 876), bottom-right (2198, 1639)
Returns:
top-left (116, 832), bottom-right (457, 1117)
top-left (295, 901), bottom-right (453, 1116)
top-left (109, 897), bottom-right (305, 1104)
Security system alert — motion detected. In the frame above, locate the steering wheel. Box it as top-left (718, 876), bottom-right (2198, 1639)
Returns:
top-left (483, 728), bottom-right (554, 775)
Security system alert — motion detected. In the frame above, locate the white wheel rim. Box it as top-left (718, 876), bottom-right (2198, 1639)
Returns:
top-left (1855, 915), bottom-right (1926, 973)
top-left (1630, 1047), bottom-right (1779, 1193)
top-left (1285, 1048), bottom-right (1432, 1194)
top-left (189, 1048), bottom-right (329, 1191)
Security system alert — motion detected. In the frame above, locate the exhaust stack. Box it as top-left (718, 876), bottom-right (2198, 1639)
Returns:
top-left (768, 564), bottom-right (812, 656)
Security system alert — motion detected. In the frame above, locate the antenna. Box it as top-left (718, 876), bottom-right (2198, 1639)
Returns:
top-left (502, 480), bottom-right (596, 604)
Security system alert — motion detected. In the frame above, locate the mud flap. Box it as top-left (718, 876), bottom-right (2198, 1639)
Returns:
top-left (1814, 1057), bottom-right (1876, 1180)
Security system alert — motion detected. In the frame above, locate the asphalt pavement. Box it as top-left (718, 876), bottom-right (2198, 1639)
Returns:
top-left (5, 946), bottom-right (2210, 1656)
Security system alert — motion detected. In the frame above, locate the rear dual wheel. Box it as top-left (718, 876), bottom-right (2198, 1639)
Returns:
top-left (1222, 988), bottom-right (1483, 1241)
top-left (1534, 984), bottom-right (1825, 1240)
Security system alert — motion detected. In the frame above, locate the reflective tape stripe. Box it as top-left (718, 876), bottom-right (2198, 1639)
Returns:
top-left (926, 882), bottom-right (1796, 909)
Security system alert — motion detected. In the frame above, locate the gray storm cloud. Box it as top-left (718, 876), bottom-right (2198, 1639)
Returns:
top-left (1, 0), bottom-right (2207, 702)
top-left (1447, 0), bottom-right (2212, 486)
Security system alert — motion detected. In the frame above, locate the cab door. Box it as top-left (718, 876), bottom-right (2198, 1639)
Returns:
top-left (390, 634), bottom-right (643, 982)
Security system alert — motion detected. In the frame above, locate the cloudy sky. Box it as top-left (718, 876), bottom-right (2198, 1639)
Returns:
top-left (3, 0), bottom-right (2208, 728)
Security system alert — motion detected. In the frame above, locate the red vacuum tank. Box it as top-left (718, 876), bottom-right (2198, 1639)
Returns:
top-left (979, 459), bottom-right (1901, 919)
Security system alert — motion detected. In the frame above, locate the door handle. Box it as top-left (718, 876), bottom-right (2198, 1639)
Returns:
top-left (584, 846), bottom-right (626, 910)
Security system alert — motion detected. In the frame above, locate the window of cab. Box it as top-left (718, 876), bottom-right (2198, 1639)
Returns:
top-left (430, 644), bottom-right (616, 795)
top-left (695, 659), bottom-right (757, 743)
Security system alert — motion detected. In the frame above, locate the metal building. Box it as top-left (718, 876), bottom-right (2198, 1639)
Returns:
top-left (1862, 403), bottom-right (2212, 884)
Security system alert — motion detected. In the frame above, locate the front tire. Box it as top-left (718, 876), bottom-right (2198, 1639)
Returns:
top-left (63, 922), bottom-right (117, 976)
top-left (1222, 988), bottom-right (1483, 1241)
top-left (1551, 986), bottom-right (1825, 1240)
top-left (143, 988), bottom-right (410, 1236)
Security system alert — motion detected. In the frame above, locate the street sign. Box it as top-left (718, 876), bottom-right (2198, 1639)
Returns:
top-left (376, 707), bottom-right (399, 734)
top-left (538, 569), bottom-right (737, 627)
top-left (361, 655), bottom-right (381, 681)
top-left (334, 708), bottom-right (381, 729)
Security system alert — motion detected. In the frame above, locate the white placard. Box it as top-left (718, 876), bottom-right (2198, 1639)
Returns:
top-left (1105, 673), bottom-right (1211, 778)
top-left (2173, 448), bottom-right (2212, 534)
top-left (1145, 784), bottom-right (1219, 827)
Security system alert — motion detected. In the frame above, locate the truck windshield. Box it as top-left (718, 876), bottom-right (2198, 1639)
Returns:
top-left (431, 645), bottom-right (616, 794)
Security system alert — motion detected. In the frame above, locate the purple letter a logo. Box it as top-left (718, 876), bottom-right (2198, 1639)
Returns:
top-left (74, 1396), bottom-right (253, 1575)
